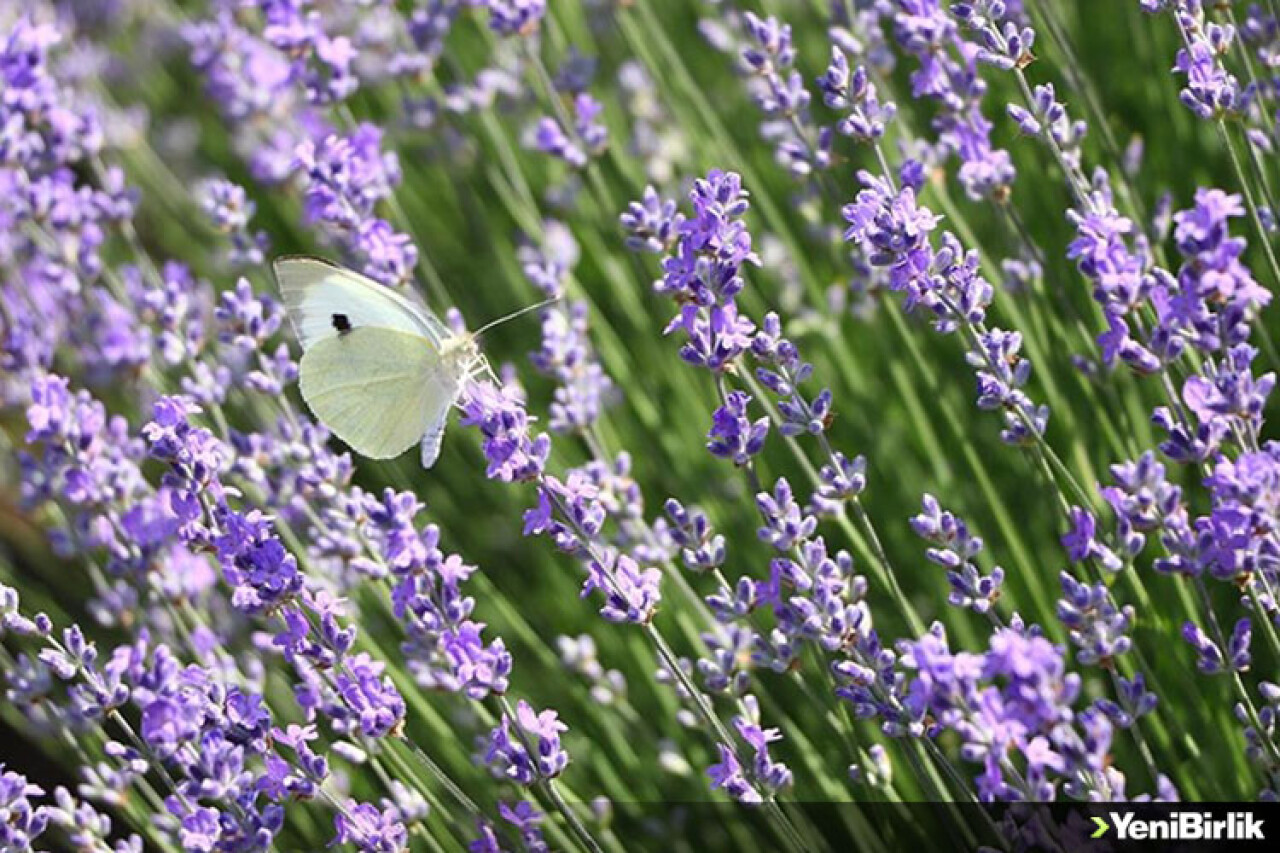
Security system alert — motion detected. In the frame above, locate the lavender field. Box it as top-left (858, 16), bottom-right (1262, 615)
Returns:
top-left (2, 0), bottom-right (1279, 850)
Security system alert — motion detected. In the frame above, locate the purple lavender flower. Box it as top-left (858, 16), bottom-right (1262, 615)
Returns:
top-left (356, 219), bottom-right (420, 288)
top-left (524, 471), bottom-right (605, 553)
top-left (844, 172), bottom-right (1046, 444)
top-left (485, 700), bottom-right (569, 785)
top-left (1151, 403), bottom-right (1227, 465)
top-left (291, 124), bottom-right (417, 286)
top-left (698, 623), bottom-right (754, 695)
top-left (335, 654), bottom-right (406, 738)
top-left (1182, 621), bottom-right (1227, 673)
top-left (1227, 618), bottom-right (1252, 672)
top-left (1181, 344), bottom-right (1274, 438)
top-left (666, 303), bottom-right (756, 372)
top-left (498, 801), bottom-right (548, 852)
top-left (582, 551), bottom-right (662, 625)
top-left (458, 382), bottom-right (551, 483)
top-left (1195, 447), bottom-right (1280, 581)
top-left (333, 801), bottom-right (408, 853)
top-left (1, 19), bottom-right (105, 168)
top-left (213, 507), bottom-right (304, 615)
top-left (910, 494), bottom-right (1005, 614)
top-left (707, 744), bottom-right (760, 804)
top-left (900, 623), bottom-right (1111, 800)
top-left (820, 50), bottom-right (897, 140)
top-left (484, 0), bottom-right (547, 37)
top-left (518, 220), bottom-right (579, 300)
top-left (1162, 189), bottom-right (1272, 354)
top-left (258, 1), bottom-right (362, 105)
top-left (752, 313), bottom-right (833, 437)
top-left (0, 586), bottom-right (49, 638)
top-left (532, 117), bottom-right (585, 168)
top-left (1068, 188), bottom-right (1150, 305)
top-left (892, 0), bottom-right (1018, 201)
top-left (1101, 451), bottom-right (1183, 550)
top-left (1239, 682), bottom-right (1280, 795)
top-left (1061, 507), bottom-right (1124, 572)
top-left (529, 301), bottom-right (613, 433)
top-left (734, 695), bottom-right (793, 796)
top-left (706, 390), bottom-right (769, 466)
top-left (663, 499), bottom-right (727, 574)
top-left (0, 765), bottom-right (49, 851)
top-left (755, 478), bottom-right (817, 552)
top-left (182, 11), bottom-right (296, 130)
top-left (438, 622), bottom-right (513, 700)
top-left (532, 94), bottom-right (607, 168)
top-left (620, 186), bottom-right (685, 254)
top-left (45, 786), bottom-right (142, 852)
top-left (659, 170), bottom-right (759, 308)
top-left (810, 451), bottom-right (868, 517)
top-left (293, 125), bottom-right (399, 227)
top-left (178, 806), bottom-right (221, 852)
top-left (1056, 572), bottom-right (1134, 665)
top-left (968, 329), bottom-right (1050, 446)
top-left (831, 595), bottom-right (921, 734)
top-left (265, 724), bottom-right (330, 800)
top-left (468, 820), bottom-right (506, 853)
top-left (216, 277), bottom-right (283, 355)
top-left (197, 177), bottom-right (268, 267)
top-left (740, 13), bottom-right (809, 116)
top-left (842, 180), bottom-right (940, 290)
top-left (1172, 15), bottom-right (1240, 119)
top-left (1096, 672), bottom-right (1159, 729)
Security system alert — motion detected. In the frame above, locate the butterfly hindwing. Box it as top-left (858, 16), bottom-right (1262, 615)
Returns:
top-left (273, 256), bottom-right (445, 349)
top-left (298, 327), bottom-right (443, 459)
top-left (418, 395), bottom-right (452, 469)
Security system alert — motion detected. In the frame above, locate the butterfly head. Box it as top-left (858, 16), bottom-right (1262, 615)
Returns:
top-left (441, 333), bottom-right (492, 385)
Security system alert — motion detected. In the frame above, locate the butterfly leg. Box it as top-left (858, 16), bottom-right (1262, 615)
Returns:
top-left (472, 354), bottom-right (498, 385)
top-left (456, 355), bottom-right (496, 408)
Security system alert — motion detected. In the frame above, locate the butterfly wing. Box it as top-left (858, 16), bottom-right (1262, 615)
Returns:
top-left (298, 326), bottom-right (444, 459)
top-left (418, 394), bottom-right (452, 469)
top-left (273, 255), bottom-right (446, 349)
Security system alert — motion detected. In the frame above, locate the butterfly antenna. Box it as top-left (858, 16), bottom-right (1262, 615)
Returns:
top-left (470, 294), bottom-right (563, 340)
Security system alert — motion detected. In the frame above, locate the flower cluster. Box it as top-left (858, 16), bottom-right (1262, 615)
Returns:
top-left (533, 93), bottom-right (608, 168)
top-left (910, 494), bottom-right (1005, 615)
top-left (292, 124), bottom-right (418, 286)
top-left (197, 177), bottom-right (270, 268)
top-left (893, 0), bottom-right (1016, 201)
top-left (820, 47), bottom-right (897, 142)
top-left (1163, 1), bottom-right (1242, 119)
top-left (359, 489), bottom-right (514, 699)
top-left (522, 224), bottom-right (615, 433)
top-left (485, 700), bottom-right (570, 785)
top-left (843, 171), bottom-right (1048, 445)
top-left (901, 625), bottom-right (1163, 800)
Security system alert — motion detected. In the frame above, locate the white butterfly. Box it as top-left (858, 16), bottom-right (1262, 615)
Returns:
top-left (273, 256), bottom-right (490, 468)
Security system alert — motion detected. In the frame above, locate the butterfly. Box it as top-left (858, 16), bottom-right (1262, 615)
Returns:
top-left (273, 256), bottom-right (494, 468)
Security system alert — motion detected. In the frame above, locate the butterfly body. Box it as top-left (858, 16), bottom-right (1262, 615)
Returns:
top-left (274, 256), bottom-right (485, 467)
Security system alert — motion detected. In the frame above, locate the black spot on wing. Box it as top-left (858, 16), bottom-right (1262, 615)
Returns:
top-left (332, 313), bottom-right (352, 334)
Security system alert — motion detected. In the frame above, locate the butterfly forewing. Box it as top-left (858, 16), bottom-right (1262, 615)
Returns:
top-left (273, 256), bottom-right (446, 349)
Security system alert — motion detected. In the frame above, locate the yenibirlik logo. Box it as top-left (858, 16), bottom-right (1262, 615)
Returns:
top-left (1090, 811), bottom-right (1265, 841)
